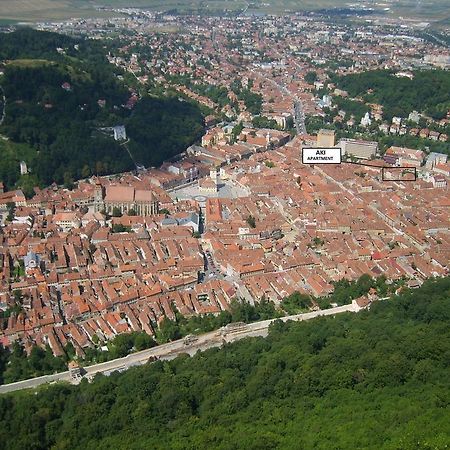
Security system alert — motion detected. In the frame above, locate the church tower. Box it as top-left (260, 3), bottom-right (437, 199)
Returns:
top-left (210, 168), bottom-right (218, 183)
top-left (93, 181), bottom-right (104, 212)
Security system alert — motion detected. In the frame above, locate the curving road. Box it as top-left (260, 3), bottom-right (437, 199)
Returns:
top-left (0, 303), bottom-right (359, 394)
top-left (0, 86), bottom-right (6, 127)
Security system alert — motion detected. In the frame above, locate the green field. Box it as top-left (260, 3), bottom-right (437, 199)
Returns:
top-left (0, 0), bottom-right (119, 21)
top-left (389, 0), bottom-right (450, 20)
top-left (5, 59), bottom-right (54, 67)
top-left (0, 0), bottom-right (449, 21)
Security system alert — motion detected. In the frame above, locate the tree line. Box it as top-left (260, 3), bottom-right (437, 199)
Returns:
top-left (332, 69), bottom-right (450, 121)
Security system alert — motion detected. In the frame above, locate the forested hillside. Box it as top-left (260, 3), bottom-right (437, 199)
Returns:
top-left (333, 69), bottom-right (450, 121)
top-left (333, 70), bottom-right (450, 120)
top-left (0, 277), bottom-right (449, 450)
top-left (127, 97), bottom-right (204, 168)
top-left (0, 29), bottom-right (204, 193)
top-left (0, 28), bottom-right (76, 60)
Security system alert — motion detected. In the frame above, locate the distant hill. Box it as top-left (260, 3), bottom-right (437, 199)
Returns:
top-left (0, 277), bottom-right (449, 449)
top-left (0, 28), bottom-right (76, 60)
top-left (0, 29), bottom-right (204, 194)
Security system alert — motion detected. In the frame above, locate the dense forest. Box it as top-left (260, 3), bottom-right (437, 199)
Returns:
top-left (0, 29), bottom-right (77, 60)
top-left (333, 69), bottom-right (450, 121)
top-left (0, 29), bottom-right (204, 193)
top-left (0, 277), bottom-right (449, 449)
top-left (126, 97), bottom-right (204, 167)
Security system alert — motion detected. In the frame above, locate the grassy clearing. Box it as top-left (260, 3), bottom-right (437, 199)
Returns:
top-left (5, 59), bottom-right (54, 68)
top-left (0, 138), bottom-right (38, 191)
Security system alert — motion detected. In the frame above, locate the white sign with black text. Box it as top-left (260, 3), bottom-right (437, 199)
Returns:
top-left (302, 147), bottom-right (341, 164)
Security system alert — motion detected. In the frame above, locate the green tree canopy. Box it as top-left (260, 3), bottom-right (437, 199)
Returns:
top-left (0, 277), bottom-right (449, 449)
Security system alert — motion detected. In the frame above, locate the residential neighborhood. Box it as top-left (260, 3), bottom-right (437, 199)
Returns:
top-left (0, 6), bottom-right (449, 361)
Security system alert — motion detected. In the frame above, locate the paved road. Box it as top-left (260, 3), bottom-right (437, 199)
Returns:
top-left (0, 86), bottom-right (6, 126)
top-left (0, 303), bottom-right (358, 394)
top-left (257, 73), bottom-right (306, 135)
top-left (294, 99), bottom-right (307, 134)
top-left (235, 283), bottom-right (255, 305)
